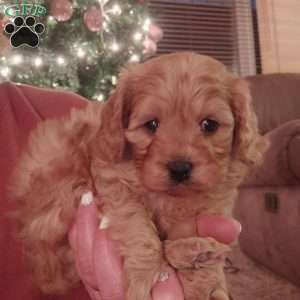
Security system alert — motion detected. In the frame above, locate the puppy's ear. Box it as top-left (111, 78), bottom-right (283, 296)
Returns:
top-left (230, 78), bottom-right (268, 168)
top-left (97, 69), bottom-right (133, 162)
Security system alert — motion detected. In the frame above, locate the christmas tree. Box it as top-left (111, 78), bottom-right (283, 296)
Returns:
top-left (0, 0), bottom-right (163, 100)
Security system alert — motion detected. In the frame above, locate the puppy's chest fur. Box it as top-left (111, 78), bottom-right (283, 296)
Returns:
top-left (146, 193), bottom-right (226, 240)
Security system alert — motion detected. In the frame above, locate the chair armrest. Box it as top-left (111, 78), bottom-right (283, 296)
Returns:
top-left (241, 119), bottom-right (300, 187)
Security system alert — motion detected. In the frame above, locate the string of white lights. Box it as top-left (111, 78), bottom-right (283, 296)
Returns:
top-left (0, 1), bottom-right (154, 101)
top-left (0, 16), bottom-right (152, 70)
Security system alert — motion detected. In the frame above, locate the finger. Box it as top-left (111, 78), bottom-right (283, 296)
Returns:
top-left (151, 267), bottom-right (184, 300)
top-left (93, 229), bottom-right (124, 300)
top-left (68, 192), bottom-right (99, 288)
top-left (69, 219), bottom-right (77, 250)
top-left (85, 284), bottom-right (103, 300)
top-left (196, 215), bottom-right (242, 244)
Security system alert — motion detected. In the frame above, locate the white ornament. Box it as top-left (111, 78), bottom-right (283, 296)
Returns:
top-left (11, 54), bottom-right (23, 65)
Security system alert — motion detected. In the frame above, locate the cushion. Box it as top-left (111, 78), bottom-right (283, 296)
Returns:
top-left (242, 120), bottom-right (300, 187)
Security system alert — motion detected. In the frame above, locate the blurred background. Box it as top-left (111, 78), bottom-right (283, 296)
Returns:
top-left (2, 0), bottom-right (298, 100)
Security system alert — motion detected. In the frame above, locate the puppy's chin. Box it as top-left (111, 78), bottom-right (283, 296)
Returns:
top-left (165, 184), bottom-right (201, 197)
top-left (142, 177), bottom-right (213, 197)
top-left (140, 170), bottom-right (217, 197)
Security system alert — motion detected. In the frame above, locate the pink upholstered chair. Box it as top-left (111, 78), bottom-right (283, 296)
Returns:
top-left (235, 74), bottom-right (300, 287)
top-left (0, 81), bottom-right (90, 300)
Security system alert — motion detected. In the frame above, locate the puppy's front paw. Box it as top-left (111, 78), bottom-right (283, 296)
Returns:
top-left (164, 237), bottom-right (231, 300)
top-left (164, 237), bottom-right (230, 270)
top-left (125, 262), bottom-right (169, 300)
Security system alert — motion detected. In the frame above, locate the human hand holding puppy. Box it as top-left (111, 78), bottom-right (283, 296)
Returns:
top-left (69, 193), bottom-right (241, 300)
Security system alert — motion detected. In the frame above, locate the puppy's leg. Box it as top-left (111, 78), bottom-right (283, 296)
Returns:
top-left (164, 237), bottom-right (231, 300)
top-left (96, 163), bottom-right (164, 300)
top-left (107, 202), bottom-right (165, 300)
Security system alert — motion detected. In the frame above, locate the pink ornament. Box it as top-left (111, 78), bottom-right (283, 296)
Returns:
top-left (143, 37), bottom-right (157, 55)
top-left (0, 15), bottom-right (8, 28)
top-left (84, 6), bottom-right (104, 32)
top-left (148, 24), bottom-right (163, 43)
top-left (0, 32), bottom-right (10, 55)
top-left (0, 16), bottom-right (9, 30)
top-left (50, 0), bottom-right (73, 22)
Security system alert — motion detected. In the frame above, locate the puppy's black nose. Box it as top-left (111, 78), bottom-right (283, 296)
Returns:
top-left (168, 160), bottom-right (193, 183)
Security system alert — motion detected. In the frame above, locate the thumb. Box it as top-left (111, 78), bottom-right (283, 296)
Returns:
top-left (93, 229), bottom-right (124, 300)
top-left (151, 266), bottom-right (184, 300)
top-left (69, 192), bottom-right (99, 289)
top-left (197, 215), bottom-right (242, 244)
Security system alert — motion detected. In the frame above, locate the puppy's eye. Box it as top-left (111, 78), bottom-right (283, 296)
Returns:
top-left (144, 119), bottom-right (159, 133)
top-left (200, 119), bottom-right (219, 134)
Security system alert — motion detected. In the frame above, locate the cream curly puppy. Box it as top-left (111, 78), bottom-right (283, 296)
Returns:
top-left (11, 52), bottom-right (268, 300)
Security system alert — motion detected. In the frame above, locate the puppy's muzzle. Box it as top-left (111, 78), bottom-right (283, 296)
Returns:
top-left (168, 160), bottom-right (193, 183)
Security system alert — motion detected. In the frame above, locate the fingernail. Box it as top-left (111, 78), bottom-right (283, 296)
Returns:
top-left (81, 191), bottom-right (94, 206)
top-left (210, 288), bottom-right (230, 300)
top-left (158, 271), bottom-right (169, 282)
top-left (99, 215), bottom-right (110, 229)
top-left (233, 220), bottom-right (242, 234)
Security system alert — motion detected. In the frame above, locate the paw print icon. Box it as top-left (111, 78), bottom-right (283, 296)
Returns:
top-left (4, 16), bottom-right (45, 48)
